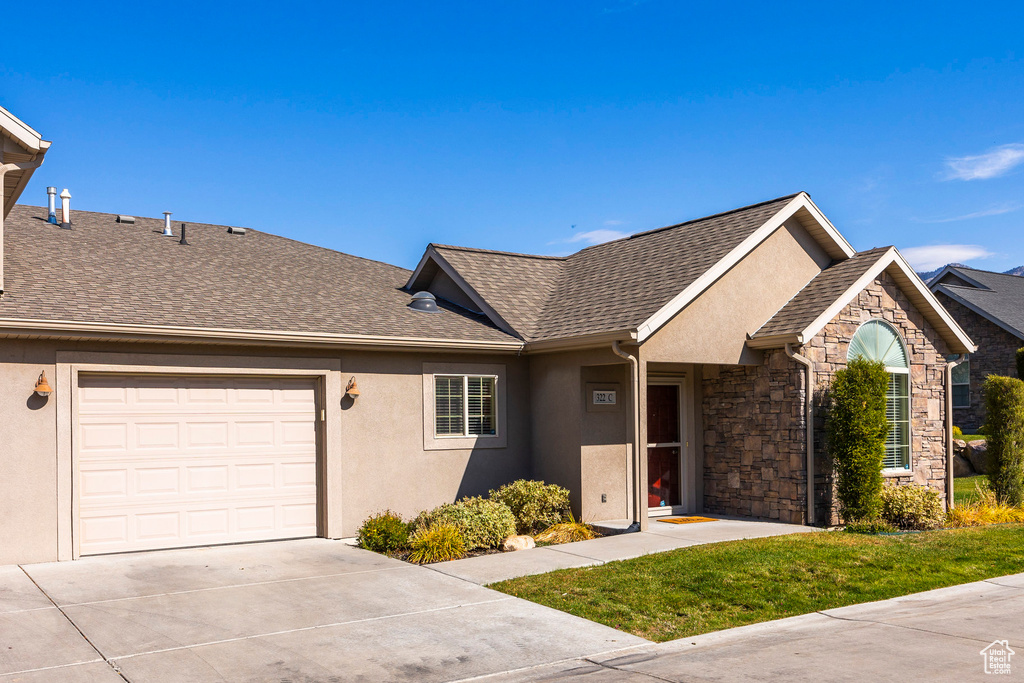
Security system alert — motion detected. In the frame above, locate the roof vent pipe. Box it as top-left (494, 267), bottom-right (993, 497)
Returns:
top-left (178, 223), bottom-right (188, 246)
top-left (162, 212), bottom-right (173, 236)
top-left (60, 189), bottom-right (71, 226)
top-left (46, 187), bottom-right (57, 224)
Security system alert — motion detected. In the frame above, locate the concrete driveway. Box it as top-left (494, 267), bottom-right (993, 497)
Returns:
top-left (1, 539), bottom-right (646, 682)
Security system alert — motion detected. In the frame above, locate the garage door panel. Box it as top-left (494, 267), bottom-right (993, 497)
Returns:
top-left (77, 375), bottom-right (318, 555)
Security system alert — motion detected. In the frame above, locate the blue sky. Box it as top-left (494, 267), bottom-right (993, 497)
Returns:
top-left (2, 1), bottom-right (1023, 272)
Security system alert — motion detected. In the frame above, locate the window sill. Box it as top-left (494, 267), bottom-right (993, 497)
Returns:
top-left (882, 468), bottom-right (912, 477)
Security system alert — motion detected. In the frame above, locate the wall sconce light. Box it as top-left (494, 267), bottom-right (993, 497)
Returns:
top-left (34, 371), bottom-right (53, 397)
top-left (345, 377), bottom-right (360, 399)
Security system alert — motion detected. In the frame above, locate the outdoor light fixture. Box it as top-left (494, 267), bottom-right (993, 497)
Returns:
top-left (345, 377), bottom-right (361, 398)
top-left (34, 371), bottom-right (53, 397)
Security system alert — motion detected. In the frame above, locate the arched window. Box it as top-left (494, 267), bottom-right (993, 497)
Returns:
top-left (848, 320), bottom-right (910, 470)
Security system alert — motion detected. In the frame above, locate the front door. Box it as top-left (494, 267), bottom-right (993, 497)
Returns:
top-left (647, 383), bottom-right (682, 509)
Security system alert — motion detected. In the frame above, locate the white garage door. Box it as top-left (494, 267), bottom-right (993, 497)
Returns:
top-left (76, 374), bottom-right (319, 555)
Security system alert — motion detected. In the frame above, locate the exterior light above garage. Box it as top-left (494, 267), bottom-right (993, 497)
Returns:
top-left (34, 371), bottom-right (53, 397)
top-left (345, 377), bottom-right (361, 398)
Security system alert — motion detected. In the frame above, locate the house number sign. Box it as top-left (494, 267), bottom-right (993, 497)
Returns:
top-left (593, 390), bottom-right (617, 405)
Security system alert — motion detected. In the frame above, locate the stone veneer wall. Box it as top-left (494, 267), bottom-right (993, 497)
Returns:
top-left (805, 273), bottom-right (951, 524)
top-left (702, 350), bottom-right (808, 524)
top-left (934, 293), bottom-right (1022, 431)
top-left (702, 272), bottom-right (952, 526)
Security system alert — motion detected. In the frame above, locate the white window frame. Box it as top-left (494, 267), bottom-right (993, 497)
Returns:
top-left (951, 356), bottom-right (970, 409)
top-left (433, 374), bottom-right (498, 439)
top-left (422, 362), bottom-right (507, 451)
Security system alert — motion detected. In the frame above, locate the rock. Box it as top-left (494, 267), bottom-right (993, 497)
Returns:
top-left (953, 453), bottom-right (975, 478)
top-left (967, 440), bottom-right (988, 475)
top-left (953, 439), bottom-right (967, 455)
top-left (502, 535), bottom-right (535, 552)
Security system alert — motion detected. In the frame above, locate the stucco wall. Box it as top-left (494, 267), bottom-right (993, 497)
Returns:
top-left (579, 364), bottom-right (629, 521)
top-left (806, 273), bottom-right (951, 524)
top-left (934, 292), bottom-right (1022, 431)
top-left (0, 337), bottom-right (530, 563)
top-left (643, 219), bottom-right (830, 365)
top-left (701, 352), bottom-right (808, 524)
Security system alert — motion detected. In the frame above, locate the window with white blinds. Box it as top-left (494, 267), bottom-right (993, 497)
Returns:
top-left (951, 356), bottom-right (970, 408)
top-left (434, 375), bottom-right (497, 437)
top-left (848, 319), bottom-right (911, 470)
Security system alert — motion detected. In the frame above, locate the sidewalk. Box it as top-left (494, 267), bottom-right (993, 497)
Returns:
top-left (428, 516), bottom-right (819, 585)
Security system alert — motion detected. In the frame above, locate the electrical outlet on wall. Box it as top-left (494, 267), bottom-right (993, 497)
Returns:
top-left (601, 493), bottom-right (607, 503)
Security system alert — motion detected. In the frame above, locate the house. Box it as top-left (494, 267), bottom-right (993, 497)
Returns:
top-left (0, 108), bottom-right (975, 565)
top-left (929, 265), bottom-right (1024, 431)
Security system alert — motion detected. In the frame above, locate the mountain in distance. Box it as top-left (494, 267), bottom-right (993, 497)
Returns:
top-left (916, 262), bottom-right (1024, 283)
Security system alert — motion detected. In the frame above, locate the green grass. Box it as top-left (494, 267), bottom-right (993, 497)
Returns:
top-left (955, 475), bottom-right (989, 506)
top-left (490, 525), bottom-right (1024, 642)
top-left (960, 434), bottom-right (986, 442)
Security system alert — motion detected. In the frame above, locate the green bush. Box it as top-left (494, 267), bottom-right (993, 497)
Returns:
top-left (843, 520), bottom-right (896, 534)
top-left (826, 357), bottom-right (890, 523)
top-left (953, 425), bottom-right (963, 440)
top-left (407, 524), bottom-right (465, 564)
top-left (489, 480), bottom-right (571, 534)
top-left (1016, 348), bottom-right (1024, 380)
top-left (356, 510), bottom-right (409, 554)
top-left (982, 375), bottom-right (1024, 506)
top-left (412, 496), bottom-right (516, 550)
top-left (880, 484), bottom-right (944, 530)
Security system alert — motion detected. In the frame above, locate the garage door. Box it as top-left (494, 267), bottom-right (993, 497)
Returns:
top-left (76, 374), bottom-right (319, 555)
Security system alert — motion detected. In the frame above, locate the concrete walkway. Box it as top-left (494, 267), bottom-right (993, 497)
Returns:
top-left (430, 516), bottom-right (818, 585)
top-left (471, 573), bottom-right (1024, 682)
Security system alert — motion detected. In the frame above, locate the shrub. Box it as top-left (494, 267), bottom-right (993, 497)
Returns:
top-left (982, 375), bottom-right (1024, 507)
top-left (1017, 347), bottom-right (1024, 380)
top-left (826, 357), bottom-right (890, 523)
top-left (489, 480), bottom-right (571, 534)
top-left (879, 484), bottom-right (944, 530)
top-left (843, 520), bottom-right (896, 534)
top-left (535, 513), bottom-right (597, 544)
top-left (356, 510), bottom-right (409, 554)
top-left (953, 425), bottom-right (963, 440)
top-left (947, 486), bottom-right (1024, 527)
top-left (406, 524), bottom-right (465, 564)
top-left (412, 497), bottom-right (516, 550)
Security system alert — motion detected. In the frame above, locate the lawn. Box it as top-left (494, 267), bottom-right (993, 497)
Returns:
top-left (954, 474), bottom-right (989, 505)
top-left (960, 434), bottom-right (986, 442)
top-left (490, 525), bottom-right (1024, 642)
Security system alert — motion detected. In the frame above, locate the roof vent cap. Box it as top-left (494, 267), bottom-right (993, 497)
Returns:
top-left (162, 211), bottom-right (173, 236)
top-left (228, 227), bottom-right (246, 235)
top-left (408, 291), bottom-right (439, 313)
top-left (116, 215), bottom-right (135, 224)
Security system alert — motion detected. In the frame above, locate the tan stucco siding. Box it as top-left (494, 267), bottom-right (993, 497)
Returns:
top-left (642, 219), bottom-right (831, 365)
top-left (580, 364), bottom-right (630, 521)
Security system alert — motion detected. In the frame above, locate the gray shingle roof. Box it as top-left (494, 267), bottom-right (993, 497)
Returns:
top-left (751, 247), bottom-right (891, 339)
top-left (424, 194), bottom-right (799, 342)
top-left (934, 266), bottom-right (1024, 340)
top-left (0, 205), bottom-right (516, 344)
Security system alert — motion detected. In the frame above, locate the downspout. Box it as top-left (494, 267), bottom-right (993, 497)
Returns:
top-left (946, 354), bottom-right (966, 510)
top-left (612, 340), bottom-right (642, 530)
top-left (785, 343), bottom-right (815, 526)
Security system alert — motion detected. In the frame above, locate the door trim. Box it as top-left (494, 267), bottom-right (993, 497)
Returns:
top-left (646, 375), bottom-right (697, 515)
top-left (646, 379), bottom-right (685, 513)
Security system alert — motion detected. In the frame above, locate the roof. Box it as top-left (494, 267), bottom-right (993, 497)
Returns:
top-left (0, 106), bottom-right (50, 218)
top-left (0, 205), bottom-right (520, 348)
top-left (409, 192), bottom-right (858, 344)
top-left (930, 266), bottom-right (1024, 340)
top-left (753, 248), bottom-right (891, 338)
top-left (750, 246), bottom-right (976, 354)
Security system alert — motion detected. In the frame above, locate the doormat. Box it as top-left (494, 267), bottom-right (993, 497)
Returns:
top-left (657, 516), bottom-right (717, 524)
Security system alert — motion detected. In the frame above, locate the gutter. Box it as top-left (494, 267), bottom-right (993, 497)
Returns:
top-left (785, 343), bottom-right (816, 526)
top-left (612, 340), bottom-right (643, 531)
top-left (946, 354), bottom-right (967, 510)
top-left (0, 317), bottom-right (526, 353)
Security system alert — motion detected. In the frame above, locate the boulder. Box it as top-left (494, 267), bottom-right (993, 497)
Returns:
top-left (502, 535), bottom-right (536, 552)
top-left (967, 440), bottom-right (988, 475)
top-left (953, 453), bottom-right (974, 478)
top-left (953, 439), bottom-right (967, 456)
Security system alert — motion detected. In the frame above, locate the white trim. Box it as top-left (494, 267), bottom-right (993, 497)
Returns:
top-left (0, 105), bottom-right (50, 153)
top-left (432, 373), bottom-right (500, 439)
top-left (0, 316), bottom-right (524, 352)
top-left (931, 284), bottom-right (1024, 341)
top-left (636, 193), bottom-right (856, 342)
top-left (421, 362), bottom-right (508, 451)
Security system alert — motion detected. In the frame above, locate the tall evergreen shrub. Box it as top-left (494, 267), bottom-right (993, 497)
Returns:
top-left (982, 375), bottom-right (1024, 507)
top-left (1016, 347), bottom-right (1024, 380)
top-left (826, 357), bottom-right (890, 522)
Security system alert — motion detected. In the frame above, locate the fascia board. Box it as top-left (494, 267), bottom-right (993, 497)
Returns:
top-left (0, 317), bottom-right (525, 352)
top-left (523, 329), bottom-right (638, 354)
top-left (404, 248), bottom-right (436, 291)
top-left (0, 106), bottom-right (48, 153)
top-left (636, 193), bottom-right (853, 342)
top-left (886, 250), bottom-right (978, 353)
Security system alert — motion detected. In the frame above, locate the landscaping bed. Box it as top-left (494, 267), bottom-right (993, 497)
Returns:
top-left (490, 524), bottom-right (1024, 642)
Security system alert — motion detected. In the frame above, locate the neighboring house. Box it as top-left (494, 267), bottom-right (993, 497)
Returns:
top-left (0, 108), bottom-right (975, 565)
top-left (929, 266), bottom-right (1024, 431)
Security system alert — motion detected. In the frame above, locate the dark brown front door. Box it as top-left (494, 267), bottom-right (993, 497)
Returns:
top-left (647, 384), bottom-right (681, 508)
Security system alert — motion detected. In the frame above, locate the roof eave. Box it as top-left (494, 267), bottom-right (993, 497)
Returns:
top-left (523, 329), bottom-right (638, 354)
top-left (0, 317), bottom-right (525, 353)
top-left (932, 285), bottom-right (1024, 342)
